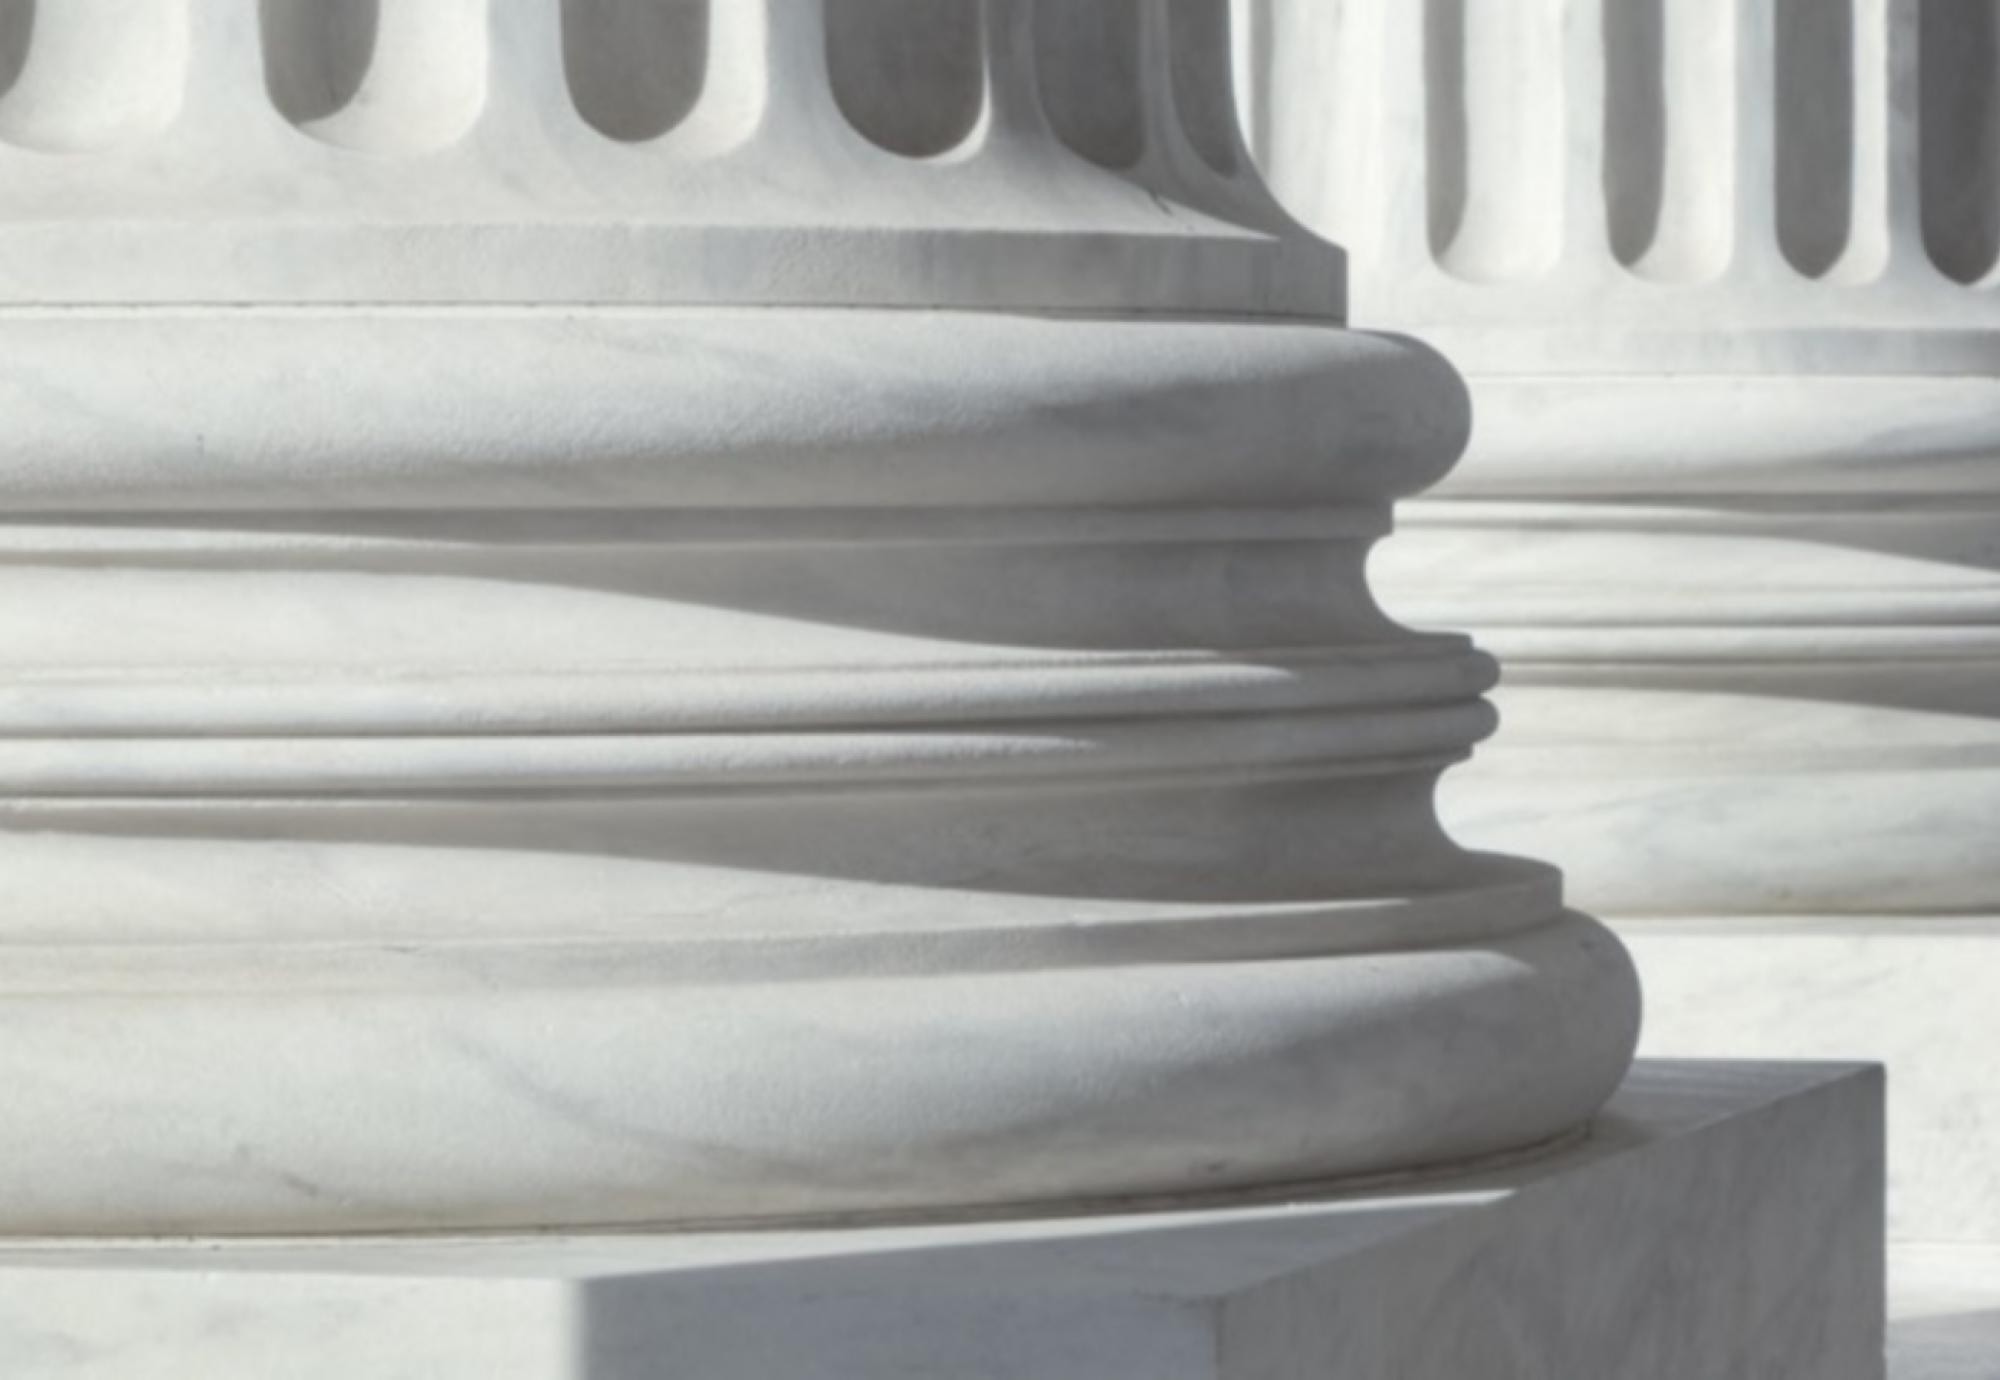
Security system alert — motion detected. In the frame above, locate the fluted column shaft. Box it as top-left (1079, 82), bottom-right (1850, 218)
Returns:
top-left (0, 0), bottom-right (1336, 315)
top-left (1244, 0), bottom-right (2000, 916)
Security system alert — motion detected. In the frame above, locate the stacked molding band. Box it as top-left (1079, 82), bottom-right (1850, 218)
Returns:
top-left (1243, 0), bottom-right (2000, 918)
top-left (1241, 0), bottom-right (2000, 1254)
top-left (0, 0), bottom-right (1638, 1235)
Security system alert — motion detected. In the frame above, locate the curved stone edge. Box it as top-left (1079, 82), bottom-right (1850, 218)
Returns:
top-left (0, 223), bottom-right (1348, 319)
top-left (1373, 368), bottom-right (2000, 916)
top-left (0, 910), bottom-right (1640, 1235)
top-left (1421, 368), bottom-right (2000, 496)
top-left (1442, 756), bottom-right (2000, 917)
top-left (0, 310), bottom-right (1466, 510)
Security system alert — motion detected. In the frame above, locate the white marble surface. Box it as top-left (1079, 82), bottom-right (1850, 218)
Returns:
top-left (1623, 919), bottom-right (2000, 1246)
top-left (1241, 0), bottom-right (1999, 1274)
top-left (0, 307), bottom-right (1644, 1236)
top-left (1238, 0), bottom-right (2000, 331)
top-left (0, 3), bottom-right (1641, 1233)
top-left (1372, 388), bottom-right (2000, 924)
top-left (1241, 0), bottom-right (2000, 922)
top-left (0, 0), bottom-right (1341, 316)
top-left (0, 1061), bottom-right (1885, 1380)
top-left (1892, 1245), bottom-right (2000, 1380)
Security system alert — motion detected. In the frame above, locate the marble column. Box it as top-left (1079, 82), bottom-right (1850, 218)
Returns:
top-left (0, 0), bottom-right (1639, 1237)
top-left (1242, 0), bottom-right (2000, 1245)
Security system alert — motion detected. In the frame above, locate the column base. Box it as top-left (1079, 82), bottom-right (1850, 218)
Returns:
top-left (0, 1060), bottom-right (1882, 1379)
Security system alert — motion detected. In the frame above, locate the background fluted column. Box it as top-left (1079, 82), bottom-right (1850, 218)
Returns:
top-left (1243, 0), bottom-right (2000, 1248)
top-left (0, 0), bottom-right (1637, 1236)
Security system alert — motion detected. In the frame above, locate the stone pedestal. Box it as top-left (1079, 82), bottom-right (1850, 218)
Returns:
top-left (0, 1062), bottom-right (1886, 1380)
top-left (1241, 0), bottom-right (1998, 1247)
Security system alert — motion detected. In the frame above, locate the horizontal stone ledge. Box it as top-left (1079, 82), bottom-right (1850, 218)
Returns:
top-left (0, 912), bottom-right (1636, 1235)
top-left (0, 311), bottom-right (1457, 509)
top-left (0, 223), bottom-right (1343, 317)
top-left (0, 643), bottom-right (1493, 736)
top-left (0, 702), bottom-right (1494, 795)
top-left (0, 505), bottom-right (1392, 551)
top-left (1414, 372), bottom-right (2000, 496)
top-left (1416, 625), bottom-right (2000, 664)
top-left (0, 864), bottom-right (1565, 987)
top-left (0, 1059), bottom-right (1873, 1380)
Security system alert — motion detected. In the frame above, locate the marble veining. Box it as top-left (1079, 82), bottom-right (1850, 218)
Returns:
top-left (0, 0), bottom-right (1642, 1236)
top-left (0, 1062), bottom-right (1884, 1379)
top-left (1241, 0), bottom-right (1999, 1254)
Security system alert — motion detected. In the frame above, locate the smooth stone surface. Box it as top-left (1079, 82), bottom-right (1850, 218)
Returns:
top-left (0, 308), bottom-right (1640, 1234)
top-left (1236, 0), bottom-right (1992, 323)
top-left (0, 1060), bottom-right (1884, 1380)
top-left (0, 1), bottom-right (1341, 316)
top-left (1371, 372), bottom-right (2000, 924)
top-left (1892, 1245), bottom-right (2000, 1380)
top-left (1239, 1), bottom-right (1996, 1297)
top-left (1245, 0), bottom-right (2000, 930)
top-left (0, 0), bottom-right (1651, 1235)
top-left (1623, 919), bottom-right (2000, 1246)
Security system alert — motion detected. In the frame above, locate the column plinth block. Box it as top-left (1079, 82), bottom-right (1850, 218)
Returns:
top-left (0, 1063), bottom-right (1884, 1380)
